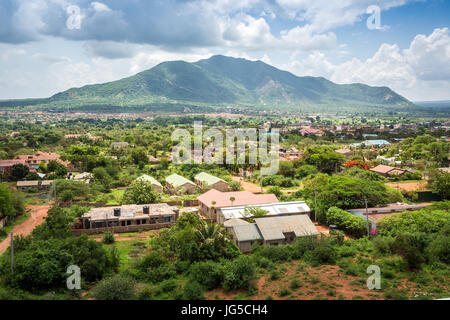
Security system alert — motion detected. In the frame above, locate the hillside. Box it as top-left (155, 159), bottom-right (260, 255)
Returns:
top-left (0, 55), bottom-right (416, 113)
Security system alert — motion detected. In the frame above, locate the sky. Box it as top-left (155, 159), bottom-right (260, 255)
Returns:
top-left (0, 0), bottom-right (449, 101)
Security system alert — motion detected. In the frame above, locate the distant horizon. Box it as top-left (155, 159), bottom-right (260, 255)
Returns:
top-left (1, 1), bottom-right (449, 101)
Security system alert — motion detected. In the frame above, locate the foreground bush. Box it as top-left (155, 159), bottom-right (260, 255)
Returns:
top-left (189, 261), bottom-right (224, 290)
top-left (222, 256), bottom-right (256, 292)
top-left (93, 275), bottom-right (135, 300)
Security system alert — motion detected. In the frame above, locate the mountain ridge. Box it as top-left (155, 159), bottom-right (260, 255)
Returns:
top-left (0, 55), bottom-right (415, 113)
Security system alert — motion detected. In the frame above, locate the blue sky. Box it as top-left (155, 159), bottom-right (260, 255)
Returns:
top-left (0, 0), bottom-right (449, 101)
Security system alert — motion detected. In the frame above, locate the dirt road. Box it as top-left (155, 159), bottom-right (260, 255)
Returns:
top-left (385, 181), bottom-right (428, 192)
top-left (0, 205), bottom-right (51, 255)
top-left (232, 176), bottom-right (264, 193)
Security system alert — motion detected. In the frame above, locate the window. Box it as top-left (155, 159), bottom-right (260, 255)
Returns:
top-left (164, 217), bottom-right (171, 223)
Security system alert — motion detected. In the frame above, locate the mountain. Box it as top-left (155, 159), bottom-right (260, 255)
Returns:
top-left (0, 55), bottom-right (416, 113)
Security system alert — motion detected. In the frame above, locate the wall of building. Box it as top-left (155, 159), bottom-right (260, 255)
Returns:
top-left (72, 222), bottom-right (174, 235)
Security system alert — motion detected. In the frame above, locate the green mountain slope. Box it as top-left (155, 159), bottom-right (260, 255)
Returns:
top-left (1, 55), bottom-right (415, 112)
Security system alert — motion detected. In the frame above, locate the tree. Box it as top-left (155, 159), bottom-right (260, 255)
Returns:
top-left (122, 180), bottom-right (162, 204)
top-left (93, 275), bottom-right (136, 300)
top-left (130, 147), bottom-right (148, 165)
top-left (303, 174), bottom-right (392, 224)
top-left (222, 256), bottom-right (256, 291)
top-left (10, 163), bottom-right (29, 181)
top-left (428, 170), bottom-right (450, 200)
top-left (302, 147), bottom-right (345, 174)
top-left (0, 184), bottom-right (14, 217)
top-left (242, 206), bottom-right (269, 223)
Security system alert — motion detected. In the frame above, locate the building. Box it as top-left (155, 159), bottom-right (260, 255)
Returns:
top-left (14, 152), bottom-right (69, 170)
top-left (218, 201), bottom-right (311, 224)
top-left (16, 180), bottom-right (53, 192)
top-left (370, 164), bottom-right (406, 177)
top-left (279, 148), bottom-right (303, 161)
top-left (165, 174), bottom-right (197, 194)
top-left (0, 159), bottom-right (26, 173)
top-left (348, 203), bottom-right (432, 230)
top-left (70, 172), bottom-right (93, 184)
top-left (80, 203), bottom-right (179, 232)
top-left (335, 149), bottom-right (354, 158)
top-left (299, 127), bottom-right (324, 137)
top-left (137, 174), bottom-right (163, 193)
top-left (198, 189), bottom-right (279, 221)
top-left (194, 172), bottom-right (229, 192)
top-left (230, 215), bottom-right (320, 253)
top-left (110, 142), bottom-right (129, 148)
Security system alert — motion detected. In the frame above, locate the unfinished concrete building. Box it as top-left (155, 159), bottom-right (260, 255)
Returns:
top-left (79, 203), bottom-right (179, 234)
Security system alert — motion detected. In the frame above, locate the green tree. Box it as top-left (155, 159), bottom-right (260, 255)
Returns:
top-left (429, 170), bottom-right (450, 200)
top-left (93, 275), bottom-right (136, 300)
top-left (10, 163), bottom-right (29, 181)
top-left (0, 184), bottom-right (14, 217)
top-left (122, 180), bottom-right (162, 204)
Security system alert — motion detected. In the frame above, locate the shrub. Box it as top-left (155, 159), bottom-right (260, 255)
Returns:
top-left (289, 279), bottom-right (301, 290)
top-left (254, 245), bottom-right (291, 262)
top-left (222, 256), bottom-right (256, 291)
top-left (93, 275), bottom-right (135, 300)
top-left (310, 244), bottom-right (337, 266)
top-left (102, 231), bottom-right (115, 244)
top-left (135, 252), bottom-right (176, 282)
top-left (278, 288), bottom-right (291, 297)
top-left (188, 261), bottom-right (224, 290)
top-left (291, 236), bottom-right (320, 259)
top-left (426, 233), bottom-right (450, 264)
top-left (391, 235), bottom-right (425, 270)
top-left (183, 281), bottom-right (205, 300)
top-left (326, 207), bottom-right (367, 238)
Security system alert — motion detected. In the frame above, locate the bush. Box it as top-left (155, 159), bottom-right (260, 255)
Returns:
top-left (93, 275), bottom-right (135, 300)
top-left (326, 207), bottom-right (367, 238)
top-left (222, 256), bottom-right (256, 292)
top-left (391, 235), bottom-right (425, 270)
top-left (291, 236), bottom-right (320, 259)
top-left (102, 232), bottom-right (115, 244)
top-left (135, 252), bottom-right (176, 282)
top-left (289, 279), bottom-right (301, 290)
top-left (183, 281), bottom-right (205, 300)
top-left (310, 244), bottom-right (337, 266)
top-left (188, 261), bottom-right (224, 290)
top-left (254, 245), bottom-right (291, 262)
top-left (278, 288), bottom-right (291, 297)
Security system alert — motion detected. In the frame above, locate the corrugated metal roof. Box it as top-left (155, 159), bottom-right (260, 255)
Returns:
top-left (165, 174), bottom-right (196, 188)
top-left (137, 175), bottom-right (162, 187)
top-left (233, 224), bottom-right (263, 242)
top-left (254, 215), bottom-right (320, 241)
top-left (194, 172), bottom-right (225, 186)
top-left (220, 201), bottom-right (311, 220)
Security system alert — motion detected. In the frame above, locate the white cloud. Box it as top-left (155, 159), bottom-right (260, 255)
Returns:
top-left (275, 0), bottom-right (415, 32)
top-left (284, 28), bottom-right (450, 101)
top-left (90, 2), bottom-right (112, 12)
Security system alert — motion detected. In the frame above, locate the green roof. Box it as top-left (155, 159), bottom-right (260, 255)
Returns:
top-left (137, 175), bottom-right (162, 187)
top-left (165, 174), bottom-right (196, 188)
top-left (194, 172), bottom-right (226, 186)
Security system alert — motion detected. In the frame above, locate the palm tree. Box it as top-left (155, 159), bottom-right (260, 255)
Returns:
top-left (229, 196), bottom-right (235, 207)
top-left (196, 221), bottom-right (227, 247)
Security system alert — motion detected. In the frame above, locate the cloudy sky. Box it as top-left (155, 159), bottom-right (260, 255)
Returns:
top-left (1, 0), bottom-right (449, 101)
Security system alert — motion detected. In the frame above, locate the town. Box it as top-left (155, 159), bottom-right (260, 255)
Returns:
top-left (0, 113), bottom-right (448, 300)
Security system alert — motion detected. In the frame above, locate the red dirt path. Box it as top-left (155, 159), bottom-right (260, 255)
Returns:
top-left (0, 205), bottom-right (51, 255)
